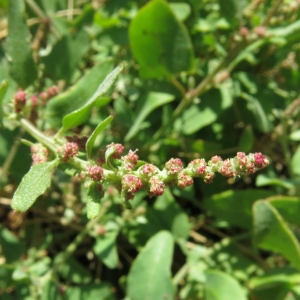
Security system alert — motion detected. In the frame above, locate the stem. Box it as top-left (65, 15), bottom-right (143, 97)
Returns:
top-left (20, 118), bottom-right (57, 153)
top-left (172, 263), bottom-right (190, 286)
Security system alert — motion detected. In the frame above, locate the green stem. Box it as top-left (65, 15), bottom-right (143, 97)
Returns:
top-left (20, 118), bottom-right (57, 153)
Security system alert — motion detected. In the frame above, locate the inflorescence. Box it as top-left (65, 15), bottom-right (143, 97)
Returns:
top-left (31, 138), bottom-right (270, 208)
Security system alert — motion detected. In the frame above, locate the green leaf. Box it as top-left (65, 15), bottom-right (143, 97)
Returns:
top-left (204, 269), bottom-right (247, 300)
top-left (241, 93), bottom-right (273, 133)
top-left (203, 189), bottom-right (274, 229)
top-left (11, 159), bottom-right (59, 212)
top-left (94, 231), bottom-right (119, 269)
top-left (269, 196), bottom-right (300, 226)
top-left (6, 0), bottom-right (37, 87)
top-left (86, 182), bottom-right (102, 220)
top-left (238, 126), bottom-right (254, 152)
top-left (129, 0), bottom-right (194, 78)
top-left (125, 92), bottom-right (175, 141)
top-left (181, 87), bottom-right (232, 135)
top-left (253, 201), bottom-right (300, 270)
top-left (45, 61), bottom-right (114, 128)
top-left (61, 64), bottom-right (123, 133)
top-left (291, 145), bottom-right (300, 177)
top-left (42, 29), bottom-right (89, 82)
top-left (127, 231), bottom-right (176, 300)
top-left (86, 115), bottom-right (113, 160)
top-left (169, 2), bottom-right (191, 21)
top-left (290, 130), bottom-right (300, 141)
top-left (205, 270), bottom-right (247, 300)
top-left (0, 225), bottom-right (25, 263)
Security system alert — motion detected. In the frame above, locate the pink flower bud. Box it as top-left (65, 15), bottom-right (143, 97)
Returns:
top-left (59, 142), bottom-right (79, 162)
top-left (148, 176), bottom-right (165, 197)
top-left (87, 166), bottom-right (104, 181)
top-left (106, 143), bottom-right (124, 158)
top-left (177, 173), bottom-right (194, 188)
top-left (254, 152), bottom-right (268, 167)
top-left (204, 172), bottom-right (215, 184)
top-left (142, 164), bottom-right (158, 176)
top-left (122, 174), bottom-right (143, 193)
top-left (46, 86), bottom-right (60, 98)
top-left (237, 152), bottom-right (247, 166)
top-left (187, 158), bottom-right (207, 176)
top-left (219, 159), bottom-right (235, 177)
top-left (13, 91), bottom-right (27, 113)
top-left (165, 158), bottom-right (183, 175)
top-left (30, 144), bottom-right (49, 165)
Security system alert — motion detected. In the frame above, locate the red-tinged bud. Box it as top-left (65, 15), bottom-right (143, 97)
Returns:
top-left (246, 162), bottom-right (256, 174)
top-left (177, 172), bottom-right (194, 188)
top-left (254, 152), bottom-right (268, 167)
top-left (254, 26), bottom-right (266, 37)
top-left (106, 143), bottom-right (124, 158)
top-left (204, 172), bottom-right (215, 184)
top-left (31, 95), bottom-right (38, 107)
top-left (219, 159), bottom-right (235, 177)
top-left (165, 158), bottom-right (183, 175)
top-left (211, 156), bottom-right (222, 163)
top-left (148, 176), bottom-right (165, 197)
top-left (46, 86), bottom-right (60, 98)
top-left (13, 91), bottom-right (27, 113)
top-left (39, 91), bottom-right (48, 101)
top-left (187, 158), bottom-right (207, 176)
top-left (122, 174), bottom-right (143, 193)
top-left (142, 164), bottom-right (159, 176)
top-left (97, 158), bottom-right (105, 165)
top-left (59, 142), bottom-right (79, 162)
top-left (237, 152), bottom-right (247, 166)
top-left (30, 144), bottom-right (49, 165)
top-left (240, 26), bottom-right (250, 37)
top-left (86, 165), bottom-right (104, 181)
top-left (121, 150), bottom-right (139, 171)
top-left (65, 135), bottom-right (87, 151)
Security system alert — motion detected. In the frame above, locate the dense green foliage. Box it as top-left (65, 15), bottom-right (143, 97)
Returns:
top-left (0, 0), bottom-right (300, 299)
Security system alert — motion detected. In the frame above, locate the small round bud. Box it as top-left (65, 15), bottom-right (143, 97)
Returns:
top-left (165, 158), bottom-right (183, 175)
top-left (142, 164), bottom-right (159, 176)
top-left (106, 143), bottom-right (124, 158)
top-left (59, 142), bottom-right (79, 162)
top-left (122, 175), bottom-right (143, 193)
top-left (148, 176), bottom-right (165, 197)
top-left (177, 173), bottom-right (194, 188)
top-left (86, 165), bottom-right (104, 181)
top-left (13, 91), bottom-right (27, 113)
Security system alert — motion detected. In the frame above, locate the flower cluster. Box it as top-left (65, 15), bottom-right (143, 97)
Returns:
top-left (30, 144), bottom-right (49, 166)
top-left (83, 145), bottom-right (269, 208)
top-left (58, 142), bottom-right (79, 162)
top-left (66, 135), bottom-right (88, 151)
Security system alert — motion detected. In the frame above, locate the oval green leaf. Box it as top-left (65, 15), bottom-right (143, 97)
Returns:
top-left (61, 64), bottom-right (123, 134)
top-left (11, 159), bottom-right (59, 212)
top-left (205, 269), bottom-right (247, 300)
top-left (86, 182), bottom-right (102, 220)
top-left (46, 61), bottom-right (114, 128)
top-left (86, 115), bottom-right (113, 161)
top-left (253, 200), bottom-right (300, 270)
top-left (127, 231), bottom-right (175, 300)
top-left (6, 0), bottom-right (37, 87)
top-left (129, 0), bottom-right (194, 78)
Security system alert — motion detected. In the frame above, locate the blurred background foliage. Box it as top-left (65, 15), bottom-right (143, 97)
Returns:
top-left (1, 0), bottom-right (300, 299)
